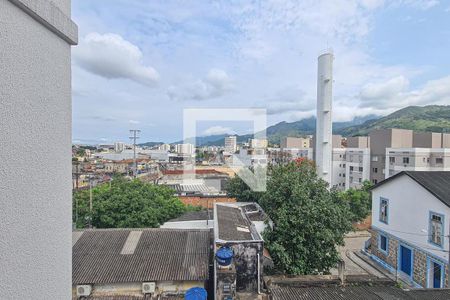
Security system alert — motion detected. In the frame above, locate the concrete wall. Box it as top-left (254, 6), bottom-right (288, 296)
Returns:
top-left (347, 136), bottom-right (370, 148)
top-left (0, 0), bottom-right (76, 298)
top-left (413, 132), bottom-right (442, 148)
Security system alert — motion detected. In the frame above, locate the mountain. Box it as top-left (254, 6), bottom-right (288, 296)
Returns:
top-left (139, 105), bottom-right (450, 147)
top-left (265, 115), bottom-right (378, 144)
top-left (336, 105), bottom-right (450, 136)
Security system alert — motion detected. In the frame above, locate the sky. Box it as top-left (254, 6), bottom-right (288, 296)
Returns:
top-left (71, 0), bottom-right (450, 144)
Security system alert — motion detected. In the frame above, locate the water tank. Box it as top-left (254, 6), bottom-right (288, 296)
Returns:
top-left (216, 247), bottom-right (234, 267)
top-left (185, 287), bottom-right (207, 300)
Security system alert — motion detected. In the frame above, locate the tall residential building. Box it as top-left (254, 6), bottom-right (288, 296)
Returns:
top-left (224, 136), bottom-right (237, 153)
top-left (369, 129), bottom-right (413, 184)
top-left (250, 138), bottom-right (268, 149)
top-left (385, 148), bottom-right (450, 178)
top-left (315, 52), bottom-right (334, 184)
top-left (280, 137), bottom-right (310, 149)
top-left (114, 141), bottom-right (125, 153)
top-left (176, 143), bottom-right (194, 154)
top-left (331, 147), bottom-right (370, 190)
top-left (347, 136), bottom-right (370, 148)
top-left (158, 143), bottom-right (171, 152)
top-left (345, 148), bottom-right (371, 189)
top-left (0, 0), bottom-right (77, 298)
top-left (331, 148), bottom-right (346, 190)
top-left (413, 132), bottom-right (442, 148)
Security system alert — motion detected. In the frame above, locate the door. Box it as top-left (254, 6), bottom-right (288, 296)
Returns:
top-left (433, 262), bottom-right (442, 288)
top-left (400, 245), bottom-right (412, 276)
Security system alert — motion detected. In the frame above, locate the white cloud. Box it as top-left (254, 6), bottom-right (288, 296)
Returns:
top-left (394, 0), bottom-right (439, 10)
top-left (167, 68), bottom-right (233, 101)
top-left (74, 33), bottom-right (159, 86)
top-left (202, 126), bottom-right (236, 136)
top-left (129, 120), bottom-right (140, 124)
top-left (359, 75), bottom-right (450, 109)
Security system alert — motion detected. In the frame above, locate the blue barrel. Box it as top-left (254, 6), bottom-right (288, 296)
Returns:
top-left (216, 247), bottom-right (233, 267)
top-left (185, 287), bottom-right (207, 300)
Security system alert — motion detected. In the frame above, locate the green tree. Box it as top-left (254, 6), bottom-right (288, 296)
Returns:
top-left (339, 180), bottom-right (373, 223)
top-left (225, 168), bottom-right (265, 202)
top-left (259, 160), bottom-right (352, 275)
top-left (73, 177), bottom-right (186, 228)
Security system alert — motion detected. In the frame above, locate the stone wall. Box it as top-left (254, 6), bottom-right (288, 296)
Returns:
top-left (371, 229), bottom-right (450, 288)
top-left (370, 229), bottom-right (398, 269)
top-left (413, 250), bottom-right (427, 288)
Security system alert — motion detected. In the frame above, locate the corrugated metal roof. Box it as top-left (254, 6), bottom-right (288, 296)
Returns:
top-left (216, 205), bottom-right (254, 241)
top-left (269, 285), bottom-right (450, 300)
top-left (168, 183), bottom-right (218, 193)
top-left (168, 210), bottom-right (212, 222)
top-left (72, 229), bottom-right (210, 284)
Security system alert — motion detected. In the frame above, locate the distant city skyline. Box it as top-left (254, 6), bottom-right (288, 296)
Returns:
top-left (72, 0), bottom-right (450, 144)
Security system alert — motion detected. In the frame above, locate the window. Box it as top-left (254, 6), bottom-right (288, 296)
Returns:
top-left (436, 157), bottom-right (443, 164)
top-left (373, 167), bottom-right (378, 173)
top-left (379, 198), bottom-right (388, 224)
top-left (429, 212), bottom-right (444, 247)
top-left (359, 167), bottom-right (363, 172)
top-left (389, 157), bottom-right (395, 163)
top-left (372, 156), bottom-right (378, 162)
top-left (379, 234), bottom-right (388, 253)
top-left (350, 176), bottom-right (353, 183)
top-left (373, 179), bottom-right (378, 184)
top-left (350, 166), bottom-right (354, 171)
top-left (358, 178), bottom-right (362, 183)
top-left (403, 157), bottom-right (410, 164)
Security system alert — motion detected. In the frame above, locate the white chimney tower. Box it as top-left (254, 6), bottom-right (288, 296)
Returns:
top-left (315, 51), bottom-right (333, 184)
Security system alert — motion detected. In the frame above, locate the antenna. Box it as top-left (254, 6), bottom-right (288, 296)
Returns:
top-left (129, 129), bottom-right (141, 178)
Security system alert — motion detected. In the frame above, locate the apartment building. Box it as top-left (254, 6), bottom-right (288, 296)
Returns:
top-left (385, 148), bottom-right (450, 178)
top-left (331, 147), bottom-right (370, 191)
top-left (346, 148), bottom-right (371, 189)
top-left (331, 148), bottom-right (346, 190)
top-left (280, 137), bottom-right (310, 149)
top-left (250, 138), bottom-right (268, 149)
top-left (369, 129), bottom-right (413, 184)
top-left (225, 135), bottom-right (237, 153)
top-left (175, 143), bottom-right (195, 154)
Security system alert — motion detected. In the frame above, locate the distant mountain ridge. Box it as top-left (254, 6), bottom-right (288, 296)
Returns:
top-left (336, 105), bottom-right (450, 136)
top-left (140, 105), bottom-right (450, 147)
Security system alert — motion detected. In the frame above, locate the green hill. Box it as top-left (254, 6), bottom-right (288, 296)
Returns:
top-left (336, 105), bottom-right (450, 136)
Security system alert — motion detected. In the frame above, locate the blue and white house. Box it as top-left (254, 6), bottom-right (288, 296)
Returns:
top-left (369, 171), bottom-right (450, 288)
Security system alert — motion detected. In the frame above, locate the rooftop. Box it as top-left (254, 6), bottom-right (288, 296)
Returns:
top-left (167, 210), bottom-right (212, 222)
top-left (72, 228), bottom-right (210, 284)
top-left (269, 285), bottom-right (450, 300)
top-left (215, 203), bottom-right (262, 242)
top-left (372, 171), bottom-right (450, 207)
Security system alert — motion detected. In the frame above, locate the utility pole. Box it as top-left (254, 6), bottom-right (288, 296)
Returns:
top-left (129, 129), bottom-right (141, 178)
top-left (89, 175), bottom-right (93, 229)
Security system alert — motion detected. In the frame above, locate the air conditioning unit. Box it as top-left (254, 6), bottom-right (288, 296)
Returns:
top-left (76, 285), bottom-right (92, 297)
top-left (142, 282), bottom-right (156, 294)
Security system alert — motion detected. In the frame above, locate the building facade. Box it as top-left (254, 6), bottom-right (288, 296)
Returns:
top-left (280, 137), bottom-right (310, 149)
top-left (369, 171), bottom-right (450, 289)
top-left (0, 0), bottom-right (77, 298)
top-left (225, 136), bottom-right (237, 153)
top-left (369, 129), bottom-right (413, 184)
top-left (385, 148), bottom-right (450, 178)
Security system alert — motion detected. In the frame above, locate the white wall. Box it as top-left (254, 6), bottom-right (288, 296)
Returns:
top-left (372, 175), bottom-right (450, 261)
top-left (0, 0), bottom-right (76, 298)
